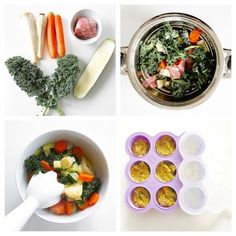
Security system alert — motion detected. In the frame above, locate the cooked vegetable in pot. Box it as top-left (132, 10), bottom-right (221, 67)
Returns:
top-left (24, 140), bottom-right (101, 215)
top-left (155, 135), bottom-right (176, 156)
top-left (130, 161), bottom-right (150, 183)
top-left (156, 186), bottom-right (177, 208)
top-left (131, 187), bottom-right (150, 208)
top-left (156, 161), bottom-right (176, 182)
top-left (137, 23), bottom-right (216, 98)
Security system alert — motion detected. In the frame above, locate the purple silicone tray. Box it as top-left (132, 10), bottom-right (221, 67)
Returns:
top-left (125, 132), bottom-right (183, 213)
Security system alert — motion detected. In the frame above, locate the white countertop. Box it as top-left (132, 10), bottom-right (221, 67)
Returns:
top-left (5, 119), bottom-right (116, 231)
top-left (120, 5), bottom-right (232, 116)
top-left (3, 4), bottom-right (116, 116)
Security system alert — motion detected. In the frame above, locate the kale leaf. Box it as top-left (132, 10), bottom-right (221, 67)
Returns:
top-left (5, 54), bottom-right (80, 116)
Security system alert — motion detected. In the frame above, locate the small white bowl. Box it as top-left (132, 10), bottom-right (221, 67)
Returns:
top-left (16, 130), bottom-right (109, 223)
top-left (71, 9), bottom-right (102, 44)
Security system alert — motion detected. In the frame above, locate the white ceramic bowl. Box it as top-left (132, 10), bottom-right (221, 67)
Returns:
top-left (71, 9), bottom-right (102, 44)
top-left (16, 130), bottom-right (109, 223)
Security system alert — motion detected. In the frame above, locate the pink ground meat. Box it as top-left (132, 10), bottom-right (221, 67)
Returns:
top-left (74, 17), bottom-right (97, 40)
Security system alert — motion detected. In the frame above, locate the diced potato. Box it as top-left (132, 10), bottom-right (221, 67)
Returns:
top-left (64, 183), bottom-right (83, 200)
top-left (156, 80), bottom-right (164, 89)
top-left (159, 69), bottom-right (170, 77)
top-left (53, 160), bottom-right (61, 169)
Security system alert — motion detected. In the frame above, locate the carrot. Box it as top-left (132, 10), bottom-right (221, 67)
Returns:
top-left (54, 14), bottom-right (66, 57)
top-left (46, 12), bottom-right (57, 58)
top-left (72, 146), bottom-right (83, 159)
top-left (88, 192), bottom-right (99, 206)
top-left (65, 201), bottom-right (76, 215)
top-left (49, 200), bottom-right (66, 215)
top-left (79, 173), bottom-right (94, 182)
top-left (40, 160), bottom-right (54, 171)
top-left (27, 172), bottom-right (34, 181)
top-left (78, 199), bottom-right (89, 211)
top-left (159, 60), bottom-right (167, 69)
top-left (55, 140), bottom-right (67, 153)
top-left (189, 28), bottom-right (200, 43)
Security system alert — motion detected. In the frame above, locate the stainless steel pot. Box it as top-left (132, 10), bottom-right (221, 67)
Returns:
top-left (121, 13), bottom-right (231, 109)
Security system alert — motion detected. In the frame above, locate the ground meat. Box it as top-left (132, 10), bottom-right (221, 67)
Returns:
top-left (74, 17), bottom-right (97, 40)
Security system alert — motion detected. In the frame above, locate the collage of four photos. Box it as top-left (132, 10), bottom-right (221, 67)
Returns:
top-left (2, 0), bottom-right (234, 233)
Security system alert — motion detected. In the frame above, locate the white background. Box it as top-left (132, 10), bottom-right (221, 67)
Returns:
top-left (5, 118), bottom-right (116, 231)
top-left (120, 5), bottom-right (232, 117)
top-left (3, 4), bottom-right (116, 116)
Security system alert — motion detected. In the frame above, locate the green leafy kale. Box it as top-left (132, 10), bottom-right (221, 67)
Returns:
top-left (78, 177), bottom-right (102, 203)
top-left (25, 154), bottom-right (44, 174)
top-left (5, 54), bottom-right (80, 116)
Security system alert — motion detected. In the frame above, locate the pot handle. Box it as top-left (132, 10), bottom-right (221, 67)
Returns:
top-left (223, 48), bottom-right (231, 78)
top-left (121, 46), bottom-right (128, 75)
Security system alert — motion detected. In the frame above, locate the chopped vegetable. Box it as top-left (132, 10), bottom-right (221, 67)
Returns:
top-left (43, 143), bottom-right (54, 157)
top-left (65, 201), bottom-right (76, 215)
top-left (36, 13), bottom-right (47, 59)
top-left (64, 182), bottom-right (83, 200)
top-left (78, 199), bottom-right (89, 211)
top-left (53, 160), bottom-right (61, 169)
top-left (54, 14), bottom-right (66, 57)
top-left (74, 38), bottom-right (115, 99)
top-left (60, 156), bottom-right (74, 169)
top-left (189, 28), bottom-right (201, 44)
top-left (72, 146), bottom-right (83, 159)
top-left (21, 12), bottom-right (38, 64)
top-left (55, 140), bottom-right (67, 153)
top-left (138, 23), bottom-right (216, 98)
top-left (40, 160), bottom-right (54, 171)
top-left (88, 192), bottom-right (99, 206)
top-left (79, 173), bottom-right (94, 182)
top-left (49, 200), bottom-right (66, 215)
top-left (46, 12), bottom-right (57, 58)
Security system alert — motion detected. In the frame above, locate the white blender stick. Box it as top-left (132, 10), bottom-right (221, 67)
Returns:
top-left (4, 171), bottom-right (64, 231)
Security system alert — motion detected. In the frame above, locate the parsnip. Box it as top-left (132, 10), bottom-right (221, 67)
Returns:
top-left (74, 38), bottom-right (115, 99)
top-left (21, 12), bottom-right (38, 64)
top-left (36, 13), bottom-right (47, 59)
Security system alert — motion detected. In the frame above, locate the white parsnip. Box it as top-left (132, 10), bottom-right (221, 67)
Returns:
top-left (20, 12), bottom-right (38, 64)
top-left (36, 13), bottom-right (47, 59)
top-left (74, 38), bottom-right (115, 99)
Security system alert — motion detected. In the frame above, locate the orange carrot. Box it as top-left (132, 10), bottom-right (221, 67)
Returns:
top-left (49, 200), bottom-right (66, 215)
top-left (40, 160), bottom-right (54, 171)
top-left (79, 173), bottom-right (94, 182)
top-left (159, 60), bottom-right (167, 69)
top-left (88, 192), bottom-right (99, 206)
top-left (189, 29), bottom-right (200, 43)
top-left (78, 200), bottom-right (89, 211)
top-left (46, 12), bottom-right (57, 58)
top-left (65, 201), bottom-right (76, 215)
top-left (54, 14), bottom-right (66, 57)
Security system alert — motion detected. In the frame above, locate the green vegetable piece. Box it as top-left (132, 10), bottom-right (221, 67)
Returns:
top-left (43, 143), bottom-right (54, 157)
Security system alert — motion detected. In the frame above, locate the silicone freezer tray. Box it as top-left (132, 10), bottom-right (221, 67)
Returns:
top-left (125, 132), bottom-right (183, 213)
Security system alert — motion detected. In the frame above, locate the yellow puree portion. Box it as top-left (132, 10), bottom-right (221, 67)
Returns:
top-left (155, 135), bottom-right (176, 156)
top-left (132, 187), bottom-right (150, 208)
top-left (131, 161), bottom-right (150, 182)
top-left (156, 161), bottom-right (176, 182)
top-left (131, 138), bottom-right (150, 157)
top-left (157, 186), bottom-right (177, 207)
